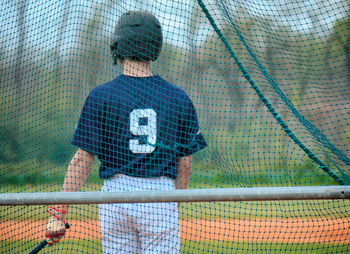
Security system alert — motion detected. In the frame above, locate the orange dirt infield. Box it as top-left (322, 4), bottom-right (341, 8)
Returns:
top-left (1, 218), bottom-right (350, 243)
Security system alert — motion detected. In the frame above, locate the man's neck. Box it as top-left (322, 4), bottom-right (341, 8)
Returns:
top-left (122, 59), bottom-right (153, 77)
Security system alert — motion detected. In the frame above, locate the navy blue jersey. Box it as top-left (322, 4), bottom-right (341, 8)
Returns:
top-left (72, 75), bottom-right (207, 179)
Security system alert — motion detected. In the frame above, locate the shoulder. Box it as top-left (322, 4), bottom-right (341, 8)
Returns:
top-left (155, 76), bottom-right (190, 101)
top-left (89, 76), bottom-right (125, 99)
top-left (91, 78), bottom-right (118, 94)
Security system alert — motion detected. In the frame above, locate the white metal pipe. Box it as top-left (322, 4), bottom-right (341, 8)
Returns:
top-left (0, 186), bottom-right (349, 205)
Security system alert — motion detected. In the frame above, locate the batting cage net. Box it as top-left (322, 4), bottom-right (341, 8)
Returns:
top-left (1, 0), bottom-right (349, 253)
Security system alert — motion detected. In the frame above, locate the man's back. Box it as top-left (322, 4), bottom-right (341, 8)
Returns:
top-left (72, 74), bottom-right (205, 179)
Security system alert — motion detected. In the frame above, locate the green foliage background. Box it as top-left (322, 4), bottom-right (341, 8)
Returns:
top-left (0, 2), bottom-right (349, 189)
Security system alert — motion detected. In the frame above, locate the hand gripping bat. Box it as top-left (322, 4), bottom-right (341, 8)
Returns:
top-left (28, 207), bottom-right (70, 254)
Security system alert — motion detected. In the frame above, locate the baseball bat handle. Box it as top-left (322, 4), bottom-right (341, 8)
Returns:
top-left (28, 240), bottom-right (47, 254)
top-left (28, 222), bottom-right (70, 254)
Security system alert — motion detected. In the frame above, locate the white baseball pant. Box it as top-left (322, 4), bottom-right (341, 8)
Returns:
top-left (99, 174), bottom-right (180, 254)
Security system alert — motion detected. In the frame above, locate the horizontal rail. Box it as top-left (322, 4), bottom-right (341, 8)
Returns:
top-left (1, 186), bottom-right (349, 205)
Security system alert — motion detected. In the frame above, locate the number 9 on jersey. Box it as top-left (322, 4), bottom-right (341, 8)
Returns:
top-left (129, 109), bottom-right (157, 154)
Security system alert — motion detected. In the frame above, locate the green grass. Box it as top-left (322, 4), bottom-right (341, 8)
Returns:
top-left (181, 241), bottom-right (350, 254)
top-left (180, 199), bottom-right (350, 220)
top-left (1, 240), bottom-right (349, 254)
top-left (0, 144), bottom-right (342, 188)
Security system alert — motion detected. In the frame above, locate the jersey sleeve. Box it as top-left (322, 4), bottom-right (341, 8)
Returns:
top-left (71, 88), bottom-right (104, 156)
top-left (176, 98), bottom-right (207, 157)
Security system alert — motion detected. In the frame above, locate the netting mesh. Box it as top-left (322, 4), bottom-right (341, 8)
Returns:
top-left (1, 0), bottom-right (350, 253)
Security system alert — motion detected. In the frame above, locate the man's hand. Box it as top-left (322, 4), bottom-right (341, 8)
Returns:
top-left (45, 207), bottom-right (67, 246)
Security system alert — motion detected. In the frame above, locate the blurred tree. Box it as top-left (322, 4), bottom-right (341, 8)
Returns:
top-left (7, 0), bottom-right (27, 163)
top-left (70, 3), bottom-right (114, 103)
top-left (52, 0), bottom-right (71, 114)
top-left (326, 18), bottom-right (350, 88)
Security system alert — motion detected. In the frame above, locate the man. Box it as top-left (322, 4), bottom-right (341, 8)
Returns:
top-left (46, 10), bottom-right (207, 253)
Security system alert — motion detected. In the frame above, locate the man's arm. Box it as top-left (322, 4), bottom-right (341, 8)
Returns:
top-left (55, 148), bottom-right (94, 212)
top-left (174, 155), bottom-right (192, 190)
top-left (45, 148), bottom-right (94, 245)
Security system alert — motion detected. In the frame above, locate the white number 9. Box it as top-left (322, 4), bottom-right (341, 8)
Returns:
top-left (129, 109), bottom-right (157, 153)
